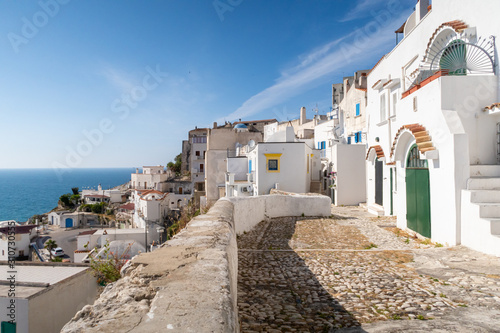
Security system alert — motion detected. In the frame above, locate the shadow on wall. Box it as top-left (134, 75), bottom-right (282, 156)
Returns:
top-left (237, 217), bottom-right (367, 332)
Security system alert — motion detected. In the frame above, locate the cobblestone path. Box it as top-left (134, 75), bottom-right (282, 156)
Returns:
top-left (237, 206), bottom-right (500, 332)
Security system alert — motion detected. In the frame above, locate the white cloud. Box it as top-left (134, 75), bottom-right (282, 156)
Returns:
top-left (101, 66), bottom-right (136, 92)
top-left (221, 9), bottom-right (412, 123)
top-left (339, 0), bottom-right (386, 22)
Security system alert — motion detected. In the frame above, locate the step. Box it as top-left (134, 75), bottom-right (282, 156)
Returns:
top-left (487, 219), bottom-right (500, 235)
top-left (367, 204), bottom-right (385, 216)
top-left (477, 203), bottom-right (500, 218)
top-left (470, 165), bottom-right (500, 177)
top-left (467, 177), bottom-right (500, 190)
top-left (469, 190), bottom-right (500, 203)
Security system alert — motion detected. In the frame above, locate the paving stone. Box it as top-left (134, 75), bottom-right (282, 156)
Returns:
top-left (236, 207), bottom-right (500, 332)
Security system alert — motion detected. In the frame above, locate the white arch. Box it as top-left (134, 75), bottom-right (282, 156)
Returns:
top-left (393, 130), bottom-right (416, 166)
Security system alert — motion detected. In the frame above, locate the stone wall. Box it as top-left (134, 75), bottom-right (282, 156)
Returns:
top-left (61, 193), bottom-right (331, 332)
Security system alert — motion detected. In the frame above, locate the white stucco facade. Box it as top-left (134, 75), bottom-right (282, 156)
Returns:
top-left (364, 0), bottom-right (500, 252)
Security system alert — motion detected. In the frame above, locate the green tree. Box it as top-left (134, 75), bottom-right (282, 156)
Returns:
top-left (71, 187), bottom-right (79, 195)
top-left (70, 194), bottom-right (80, 206)
top-left (44, 239), bottom-right (58, 261)
top-left (59, 193), bottom-right (72, 207)
top-left (91, 202), bottom-right (106, 214)
top-left (167, 153), bottom-right (182, 176)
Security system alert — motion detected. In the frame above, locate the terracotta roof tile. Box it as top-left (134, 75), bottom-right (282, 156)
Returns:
top-left (484, 103), bottom-right (500, 111)
top-left (366, 145), bottom-right (385, 160)
top-left (119, 203), bottom-right (135, 211)
top-left (423, 20), bottom-right (468, 62)
top-left (0, 225), bottom-right (36, 235)
top-left (390, 123), bottom-right (436, 159)
top-left (78, 230), bottom-right (97, 236)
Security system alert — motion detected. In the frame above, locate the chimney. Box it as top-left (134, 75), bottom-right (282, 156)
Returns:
top-left (213, 122), bottom-right (217, 129)
top-left (300, 107), bottom-right (306, 125)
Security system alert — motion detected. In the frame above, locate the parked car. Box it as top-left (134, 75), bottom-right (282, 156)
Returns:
top-left (51, 247), bottom-right (64, 257)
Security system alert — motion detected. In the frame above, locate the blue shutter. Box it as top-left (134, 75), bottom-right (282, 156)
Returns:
top-left (321, 141), bottom-right (326, 149)
top-left (356, 103), bottom-right (360, 116)
top-left (249, 160), bottom-right (252, 172)
top-left (347, 137), bottom-right (351, 144)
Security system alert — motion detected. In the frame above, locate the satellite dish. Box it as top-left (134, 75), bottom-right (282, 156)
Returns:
top-left (248, 140), bottom-right (256, 148)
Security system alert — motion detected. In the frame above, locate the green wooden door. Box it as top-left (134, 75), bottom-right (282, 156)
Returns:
top-left (406, 145), bottom-right (431, 238)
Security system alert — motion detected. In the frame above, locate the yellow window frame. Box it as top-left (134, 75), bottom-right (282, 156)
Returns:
top-left (265, 153), bottom-right (282, 173)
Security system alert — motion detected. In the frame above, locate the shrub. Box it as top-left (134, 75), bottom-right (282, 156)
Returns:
top-left (86, 240), bottom-right (132, 285)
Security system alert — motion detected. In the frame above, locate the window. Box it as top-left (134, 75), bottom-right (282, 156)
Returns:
top-left (195, 151), bottom-right (200, 156)
top-left (269, 159), bottom-right (278, 170)
top-left (354, 131), bottom-right (362, 143)
top-left (192, 136), bottom-right (207, 143)
top-left (200, 164), bottom-right (204, 172)
top-left (321, 141), bottom-right (326, 149)
top-left (265, 153), bottom-right (282, 173)
top-left (380, 93), bottom-right (387, 121)
top-left (347, 137), bottom-right (351, 144)
top-left (307, 154), bottom-right (310, 173)
top-left (355, 103), bottom-right (360, 116)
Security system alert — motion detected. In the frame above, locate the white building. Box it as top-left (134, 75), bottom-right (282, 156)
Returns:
top-left (132, 189), bottom-right (169, 229)
top-left (338, 70), bottom-right (370, 145)
top-left (130, 166), bottom-right (170, 191)
top-left (205, 123), bottom-right (264, 204)
top-left (226, 125), bottom-right (322, 196)
top-left (314, 120), bottom-right (367, 206)
top-left (0, 263), bottom-right (98, 333)
top-left (365, 0), bottom-right (500, 255)
top-left (264, 107), bottom-right (327, 141)
top-left (81, 184), bottom-right (125, 204)
top-left (0, 225), bottom-right (36, 260)
top-left (74, 228), bottom-right (150, 263)
top-left (48, 211), bottom-right (96, 228)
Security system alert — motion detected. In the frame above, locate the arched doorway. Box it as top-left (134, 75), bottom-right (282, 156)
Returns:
top-left (405, 145), bottom-right (431, 237)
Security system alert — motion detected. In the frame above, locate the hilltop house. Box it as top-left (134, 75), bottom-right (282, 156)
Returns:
top-left (81, 183), bottom-right (125, 204)
top-left (365, 0), bottom-right (500, 255)
top-left (130, 166), bottom-right (171, 191)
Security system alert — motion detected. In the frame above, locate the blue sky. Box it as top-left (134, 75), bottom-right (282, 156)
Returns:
top-left (0, 0), bottom-right (414, 169)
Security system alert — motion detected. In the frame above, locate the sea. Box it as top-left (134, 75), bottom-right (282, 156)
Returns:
top-left (0, 168), bottom-right (135, 223)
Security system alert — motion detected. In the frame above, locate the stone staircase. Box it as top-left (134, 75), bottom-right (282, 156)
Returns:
top-left (310, 181), bottom-right (322, 194)
top-left (461, 165), bottom-right (500, 256)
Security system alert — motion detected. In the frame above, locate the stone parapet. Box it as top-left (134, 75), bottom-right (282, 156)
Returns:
top-left (62, 194), bottom-right (331, 332)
